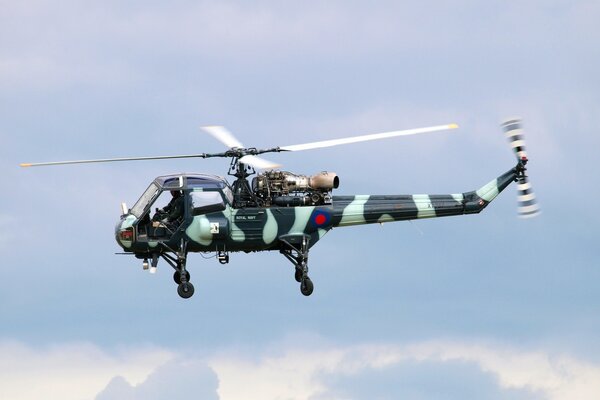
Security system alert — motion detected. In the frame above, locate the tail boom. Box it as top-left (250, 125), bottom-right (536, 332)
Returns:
top-left (331, 165), bottom-right (521, 227)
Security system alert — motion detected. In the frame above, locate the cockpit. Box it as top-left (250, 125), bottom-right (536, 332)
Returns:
top-left (128, 173), bottom-right (233, 242)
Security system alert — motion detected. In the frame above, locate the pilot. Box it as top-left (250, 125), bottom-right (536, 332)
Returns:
top-left (153, 190), bottom-right (185, 224)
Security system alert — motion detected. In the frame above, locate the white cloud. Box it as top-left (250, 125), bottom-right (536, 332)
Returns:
top-left (96, 359), bottom-right (218, 400)
top-left (210, 339), bottom-right (600, 400)
top-left (3, 338), bottom-right (600, 400)
top-left (0, 341), bottom-right (174, 400)
top-left (406, 341), bottom-right (600, 400)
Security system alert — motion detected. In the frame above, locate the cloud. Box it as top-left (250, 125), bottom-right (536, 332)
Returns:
top-left (96, 359), bottom-right (219, 400)
top-left (0, 341), bottom-right (174, 400)
top-left (95, 377), bottom-right (135, 400)
top-left (412, 341), bottom-right (600, 400)
top-left (312, 359), bottom-right (541, 400)
top-left (209, 339), bottom-right (600, 400)
top-left (3, 338), bottom-right (600, 400)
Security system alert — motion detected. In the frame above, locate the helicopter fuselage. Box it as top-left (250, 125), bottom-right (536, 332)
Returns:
top-left (115, 167), bottom-right (519, 257)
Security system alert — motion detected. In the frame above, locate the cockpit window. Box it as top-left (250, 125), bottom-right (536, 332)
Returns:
top-left (162, 178), bottom-right (182, 189)
top-left (190, 190), bottom-right (225, 215)
top-left (130, 183), bottom-right (159, 218)
top-left (187, 177), bottom-right (227, 189)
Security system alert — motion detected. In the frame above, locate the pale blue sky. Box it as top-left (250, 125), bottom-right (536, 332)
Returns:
top-left (1, 1), bottom-right (599, 399)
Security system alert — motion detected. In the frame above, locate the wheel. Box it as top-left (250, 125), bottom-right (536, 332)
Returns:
top-left (177, 282), bottom-right (195, 299)
top-left (294, 267), bottom-right (302, 283)
top-left (173, 270), bottom-right (190, 284)
top-left (300, 277), bottom-right (314, 296)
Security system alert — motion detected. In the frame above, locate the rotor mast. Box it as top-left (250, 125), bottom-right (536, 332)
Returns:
top-left (229, 158), bottom-right (257, 207)
top-left (226, 147), bottom-right (282, 207)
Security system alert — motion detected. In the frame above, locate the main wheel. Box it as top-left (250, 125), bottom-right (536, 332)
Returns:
top-left (173, 270), bottom-right (191, 284)
top-left (294, 267), bottom-right (302, 283)
top-left (177, 282), bottom-right (195, 299)
top-left (300, 277), bottom-right (314, 296)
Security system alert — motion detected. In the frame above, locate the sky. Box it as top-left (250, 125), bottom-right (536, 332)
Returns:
top-left (1, 1), bottom-right (599, 399)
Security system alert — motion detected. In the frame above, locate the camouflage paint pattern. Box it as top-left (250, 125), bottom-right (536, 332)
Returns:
top-left (116, 166), bottom-right (519, 256)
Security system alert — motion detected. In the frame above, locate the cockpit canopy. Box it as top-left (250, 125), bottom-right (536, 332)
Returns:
top-left (130, 173), bottom-right (233, 218)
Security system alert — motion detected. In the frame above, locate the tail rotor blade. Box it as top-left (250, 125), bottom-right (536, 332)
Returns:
top-left (516, 176), bottom-right (541, 218)
top-left (502, 118), bottom-right (528, 161)
top-left (502, 118), bottom-right (541, 218)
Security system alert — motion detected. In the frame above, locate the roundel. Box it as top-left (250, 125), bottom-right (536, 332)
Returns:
top-left (312, 210), bottom-right (331, 227)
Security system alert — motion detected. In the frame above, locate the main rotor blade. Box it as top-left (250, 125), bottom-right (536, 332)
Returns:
top-left (239, 155), bottom-right (282, 169)
top-left (20, 153), bottom-right (211, 167)
top-left (202, 125), bottom-right (281, 169)
top-left (201, 125), bottom-right (244, 149)
top-left (280, 123), bottom-right (459, 152)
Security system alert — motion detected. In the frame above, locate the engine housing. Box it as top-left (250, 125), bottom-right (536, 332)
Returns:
top-left (252, 171), bottom-right (339, 206)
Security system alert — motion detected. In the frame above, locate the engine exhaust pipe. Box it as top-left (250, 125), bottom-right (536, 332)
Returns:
top-left (309, 172), bottom-right (339, 190)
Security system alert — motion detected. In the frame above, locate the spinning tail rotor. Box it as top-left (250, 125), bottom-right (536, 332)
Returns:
top-left (502, 118), bottom-right (541, 218)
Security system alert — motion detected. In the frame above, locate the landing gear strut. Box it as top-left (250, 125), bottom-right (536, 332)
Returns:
top-left (157, 239), bottom-right (195, 299)
top-left (280, 235), bottom-right (314, 296)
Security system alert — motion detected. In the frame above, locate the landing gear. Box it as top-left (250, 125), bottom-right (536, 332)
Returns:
top-left (173, 270), bottom-right (190, 284)
top-left (173, 241), bottom-right (192, 299)
top-left (300, 276), bottom-right (314, 296)
top-left (155, 239), bottom-right (196, 299)
top-left (280, 235), bottom-right (315, 297)
top-left (177, 281), bottom-right (195, 299)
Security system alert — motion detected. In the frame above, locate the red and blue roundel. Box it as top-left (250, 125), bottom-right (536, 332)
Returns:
top-left (312, 209), bottom-right (331, 227)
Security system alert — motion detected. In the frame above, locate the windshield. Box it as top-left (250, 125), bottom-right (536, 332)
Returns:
top-left (130, 183), bottom-right (159, 218)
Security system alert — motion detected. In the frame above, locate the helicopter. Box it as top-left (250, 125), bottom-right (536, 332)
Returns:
top-left (20, 119), bottom-right (539, 299)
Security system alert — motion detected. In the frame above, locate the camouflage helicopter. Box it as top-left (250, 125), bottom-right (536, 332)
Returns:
top-left (20, 119), bottom-right (539, 299)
